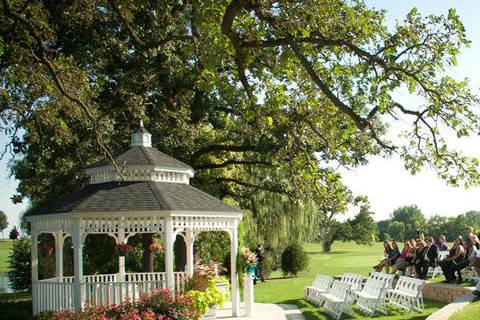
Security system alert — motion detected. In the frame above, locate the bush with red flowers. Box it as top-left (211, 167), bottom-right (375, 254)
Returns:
top-left (42, 289), bottom-right (201, 320)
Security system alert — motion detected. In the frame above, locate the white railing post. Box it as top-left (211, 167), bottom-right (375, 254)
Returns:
top-left (244, 273), bottom-right (254, 317)
top-left (31, 228), bottom-right (39, 315)
top-left (72, 219), bottom-right (84, 311)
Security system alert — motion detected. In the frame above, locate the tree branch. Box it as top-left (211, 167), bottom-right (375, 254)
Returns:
top-left (213, 177), bottom-right (292, 196)
top-left (107, 0), bottom-right (192, 52)
top-left (195, 159), bottom-right (273, 170)
top-left (190, 143), bottom-right (271, 164)
top-left (221, 0), bottom-right (254, 99)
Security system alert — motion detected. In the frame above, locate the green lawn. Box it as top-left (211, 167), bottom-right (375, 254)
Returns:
top-left (0, 240), bottom-right (13, 274)
top-left (254, 241), bottom-right (447, 320)
top-left (448, 298), bottom-right (480, 320)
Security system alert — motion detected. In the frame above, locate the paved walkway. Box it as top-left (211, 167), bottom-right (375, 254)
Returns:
top-left (426, 287), bottom-right (476, 320)
top-left (216, 302), bottom-right (305, 320)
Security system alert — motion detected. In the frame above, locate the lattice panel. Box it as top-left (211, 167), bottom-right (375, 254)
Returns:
top-left (33, 218), bottom-right (72, 233)
top-left (82, 217), bottom-right (164, 233)
top-left (173, 216), bottom-right (237, 230)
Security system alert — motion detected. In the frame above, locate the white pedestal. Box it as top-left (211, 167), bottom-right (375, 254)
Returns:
top-left (243, 274), bottom-right (254, 317)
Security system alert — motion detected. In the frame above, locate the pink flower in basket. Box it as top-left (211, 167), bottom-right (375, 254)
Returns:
top-left (149, 242), bottom-right (162, 254)
top-left (115, 243), bottom-right (134, 256)
top-left (40, 244), bottom-right (53, 256)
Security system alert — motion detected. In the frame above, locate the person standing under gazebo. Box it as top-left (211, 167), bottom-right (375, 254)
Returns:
top-left (254, 244), bottom-right (266, 284)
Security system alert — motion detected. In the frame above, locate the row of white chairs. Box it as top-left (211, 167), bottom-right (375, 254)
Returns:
top-left (304, 272), bottom-right (424, 319)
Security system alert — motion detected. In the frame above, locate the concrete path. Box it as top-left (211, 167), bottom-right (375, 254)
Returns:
top-left (216, 302), bottom-right (305, 320)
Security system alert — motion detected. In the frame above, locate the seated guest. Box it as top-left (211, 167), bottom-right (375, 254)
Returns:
top-left (454, 237), bottom-right (477, 283)
top-left (470, 236), bottom-right (480, 296)
top-left (374, 240), bottom-right (400, 272)
top-left (440, 236), bottom-right (465, 283)
top-left (436, 234), bottom-right (449, 251)
top-left (412, 238), bottom-right (427, 277)
top-left (391, 241), bottom-right (413, 274)
top-left (466, 226), bottom-right (474, 239)
top-left (472, 235), bottom-right (480, 250)
top-left (468, 235), bottom-right (480, 270)
top-left (415, 237), bottom-right (439, 279)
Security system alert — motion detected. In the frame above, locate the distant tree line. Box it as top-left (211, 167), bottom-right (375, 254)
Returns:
top-left (377, 205), bottom-right (480, 242)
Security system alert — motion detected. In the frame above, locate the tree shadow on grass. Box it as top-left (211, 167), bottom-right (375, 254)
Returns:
top-left (0, 299), bottom-right (32, 320)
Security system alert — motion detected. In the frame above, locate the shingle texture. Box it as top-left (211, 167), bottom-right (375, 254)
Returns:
top-left (30, 181), bottom-right (240, 216)
top-left (88, 147), bottom-right (193, 170)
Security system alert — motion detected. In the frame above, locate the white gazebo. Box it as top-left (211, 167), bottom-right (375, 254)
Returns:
top-left (27, 123), bottom-right (243, 316)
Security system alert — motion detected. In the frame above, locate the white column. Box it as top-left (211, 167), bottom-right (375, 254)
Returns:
top-left (117, 228), bottom-right (126, 281)
top-left (54, 231), bottom-right (64, 279)
top-left (230, 227), bottom-right (240, 317)
top-left (31, 227), bottom-right (39, 315)
top-left (185, 229), bottom-right (195, 277)
top-left (164, 217), bottom-right (174, 290)
top-left (72, 219), bottom-right (84, 311)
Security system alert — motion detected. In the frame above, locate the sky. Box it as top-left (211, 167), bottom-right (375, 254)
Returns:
top-left (1, 1), bottom-right (480, 232)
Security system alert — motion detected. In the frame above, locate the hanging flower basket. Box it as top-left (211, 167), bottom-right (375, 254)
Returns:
top-left (40, 244), bottom-right (54, 257)
top-left (115, 243), bottom-right (134, 256)
top-left (149, 242), bottom-right (163, 254)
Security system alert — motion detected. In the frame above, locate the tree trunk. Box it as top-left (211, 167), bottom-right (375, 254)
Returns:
top-left (322, 240), bottom-right (333, 252)
top-left (142, 234), bottom-right (154, 272)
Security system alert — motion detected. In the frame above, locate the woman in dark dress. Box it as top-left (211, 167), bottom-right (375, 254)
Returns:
top-left (440, 236), bottom-right (465, 283)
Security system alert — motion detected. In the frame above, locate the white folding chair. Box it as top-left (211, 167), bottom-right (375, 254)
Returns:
top-left (387, 276), bottom-right (425, 312)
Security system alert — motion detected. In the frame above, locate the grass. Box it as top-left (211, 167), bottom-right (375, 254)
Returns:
top-left (448, 298), bottom-right (480, 320)
top-left (254, 241), bottom-right (448, 320)
top-left (0, 240), bottom-right (13, 274)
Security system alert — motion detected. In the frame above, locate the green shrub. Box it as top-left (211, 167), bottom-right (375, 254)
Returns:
top-left (32, 310), bottom-right (55, 320)
top-left (280, 243), bottom-right (308, 276)
top-left (8, 238), bottom-right (31, 290)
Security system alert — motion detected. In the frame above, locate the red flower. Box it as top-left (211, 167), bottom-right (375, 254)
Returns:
top-left (40, 244), bottom-right (54, 256)
top-left (115, 244), bottom-right (134, 255)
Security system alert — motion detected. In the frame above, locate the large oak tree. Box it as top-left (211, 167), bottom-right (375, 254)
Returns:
top-left (1, 0), bottom-right (479, 251)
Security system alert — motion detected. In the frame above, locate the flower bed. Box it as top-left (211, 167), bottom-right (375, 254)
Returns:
top-left (43, 289), bottom-right (201, 320)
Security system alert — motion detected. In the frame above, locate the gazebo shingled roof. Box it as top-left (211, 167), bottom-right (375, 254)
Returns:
top-left (30, 181), bottom-right (241, 216)
top-left (87, 147), bottom-right (193, 170)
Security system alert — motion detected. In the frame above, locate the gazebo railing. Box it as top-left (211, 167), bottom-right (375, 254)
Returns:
top-left (34, 271), bottom-right (187, 313)
top-left (35, 278), bottom-right (75, 312)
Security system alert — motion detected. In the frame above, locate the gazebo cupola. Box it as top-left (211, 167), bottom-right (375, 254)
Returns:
top-left (131, 120), bottom-right (152, 147)
top-left (85, 121), bottom-right (194, 184)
